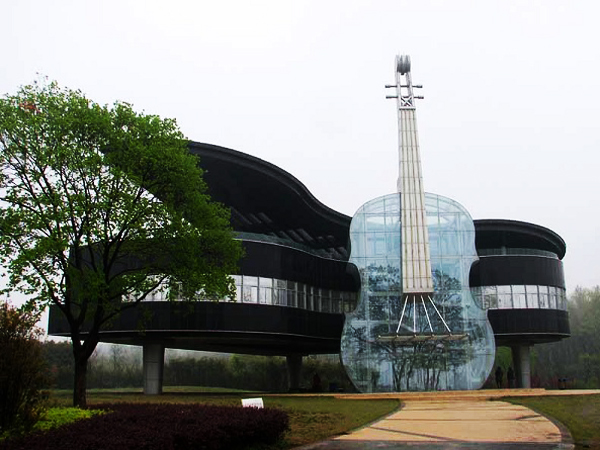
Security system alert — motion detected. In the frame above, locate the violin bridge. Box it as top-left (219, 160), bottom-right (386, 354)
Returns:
top-left (376, 333), bottom-right (469, 344)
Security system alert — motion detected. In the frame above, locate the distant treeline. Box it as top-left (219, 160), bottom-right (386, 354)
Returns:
top-left (42, 342), bottom-right (354, 392)
top-left (43, 341), bottom-right (141, 390)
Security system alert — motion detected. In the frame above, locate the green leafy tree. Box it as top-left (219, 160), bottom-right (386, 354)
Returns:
top-left (0, 80), bottom-right (243, 407)
top-left (0, 302), bottom-right (48, 436)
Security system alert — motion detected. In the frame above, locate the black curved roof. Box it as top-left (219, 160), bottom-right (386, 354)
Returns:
top-left (190, 142), bottom-right (566, 261)
top-left (473, 219), bottom-right (566, 259)
top-left (190, 142), bottom-right (351, 259)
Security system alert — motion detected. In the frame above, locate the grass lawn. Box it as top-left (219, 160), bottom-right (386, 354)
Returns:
top-left (505, 394), bottom-right (600, 450)
top-left (47, 388), bottom-right (400, 448)
top-left (265, 396), bottom-right (400, 447)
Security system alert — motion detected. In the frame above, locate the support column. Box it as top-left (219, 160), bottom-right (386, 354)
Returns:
top-left (143, 343), bottom-right (165, 395)
top-left (511, 344), bottom-right (531, 389)
top-left (286, 355), bottom-right (303, 392)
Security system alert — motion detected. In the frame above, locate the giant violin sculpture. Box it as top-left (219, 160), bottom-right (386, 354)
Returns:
top-left (340, 56), bottom-right (495, 392)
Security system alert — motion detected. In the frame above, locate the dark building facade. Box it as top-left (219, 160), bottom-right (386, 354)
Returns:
top-left (48, 142), bottom-right (569, 393)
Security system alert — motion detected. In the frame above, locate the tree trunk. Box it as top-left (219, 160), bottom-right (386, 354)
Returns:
top-left (73, 352), bottom-right (88, 408)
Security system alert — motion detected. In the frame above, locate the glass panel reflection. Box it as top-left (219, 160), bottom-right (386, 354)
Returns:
top-left (478, 284), bottom-right (567, 311)
top-left (223, 276), bottom-right (358, 312)
top-left (341, 193), bottom-right (495, 392)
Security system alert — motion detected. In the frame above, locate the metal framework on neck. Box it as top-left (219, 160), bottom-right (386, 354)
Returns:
top-left (381, 55), bottom-right (463, 343)
top-left (385, 54), bottom-right (423, 109)
top-left (386, 55), bottom-right (433, 295)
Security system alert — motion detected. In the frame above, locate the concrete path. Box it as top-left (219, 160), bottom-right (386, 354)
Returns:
top-left (294, 389), bottom-right (598, 450)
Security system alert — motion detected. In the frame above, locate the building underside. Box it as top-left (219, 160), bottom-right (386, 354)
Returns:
top-left (48, 142), bottom-right (569, 393)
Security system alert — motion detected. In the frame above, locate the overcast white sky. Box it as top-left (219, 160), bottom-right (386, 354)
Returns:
top-left (2, 0), bottom-right (599, 298)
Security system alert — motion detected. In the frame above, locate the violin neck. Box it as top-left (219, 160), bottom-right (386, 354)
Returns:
top-left (394, 58), bottom-right (433, 294)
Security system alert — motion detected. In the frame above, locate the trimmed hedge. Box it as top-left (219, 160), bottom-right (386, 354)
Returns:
top-left (0, 403), bottom-right (289, 450)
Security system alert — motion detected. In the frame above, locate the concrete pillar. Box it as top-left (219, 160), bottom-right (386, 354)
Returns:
top-left (286, 355), bottom-right (303, 391)
top-left (511, 344), bottom-right (531, 389)
top-left (143, 343), bottom-right (165, 395)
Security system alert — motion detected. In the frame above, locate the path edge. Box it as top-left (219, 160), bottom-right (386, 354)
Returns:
top-left (499, 397), bottom-right (574, 449)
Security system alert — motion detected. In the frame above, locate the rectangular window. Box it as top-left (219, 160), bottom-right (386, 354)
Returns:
top-left (287, 289), bottom-right (296, 307)
top-left (549, 287), bottom-right (557, 309)
top-left (277, 288), bottom-right (287, 306)
top-left (497, 286), bottom-right (512, 308)
top-left (306, 287), bottom-right (313, 310)
top-left (271, 288), bottom-right (280, 305)
top-left (510, 285), bottom-right (524, 309)
top-left (313, 288), bottom-right (321, 311)
top-left (366, 214), bottom-right (386, 232)
top-left (440, 232), bottom-right (460, 256)
top-left (538, 286), bottom-right (549, 308)
top-left (513, 293), bottom-right (526, 309)
top-left (242, 285), bottom-right (258, 303)
top-left (526, 285), bottom-right (539, 308)
top-left (297, 291), bottom-right (306, 309)
top-left (366, 233), bottom-right (386, 255)
top-left (512, 285), bottom-right (525, 294)
top-left (428, 233), bottom-right (441, 257)
top-left (259, 287), bottom-right (272, 304)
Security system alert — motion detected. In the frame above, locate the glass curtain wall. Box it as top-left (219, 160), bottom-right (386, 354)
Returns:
top-left (340, 193), bottom-right (495, 392)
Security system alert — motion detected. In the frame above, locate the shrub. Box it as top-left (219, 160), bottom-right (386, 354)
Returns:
top-left (0, 303), bottom-right (48, 436)
top-left (0, 403), bottom-right (289, 449)
top-left (32, 407), bottom-right (104, 432)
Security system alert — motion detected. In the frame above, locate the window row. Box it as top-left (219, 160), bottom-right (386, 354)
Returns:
top-left (125, 275), bottom-right (358, 313)
top-left (470, 285), bottom-right (567, 310)
top-left (132, 275), bottom-right (358, 314)
top-left (230, 275), bottom-right (358, 313)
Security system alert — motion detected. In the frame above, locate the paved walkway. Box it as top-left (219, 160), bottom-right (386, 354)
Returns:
top-left (295, 389), bottom-right (600, 450)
